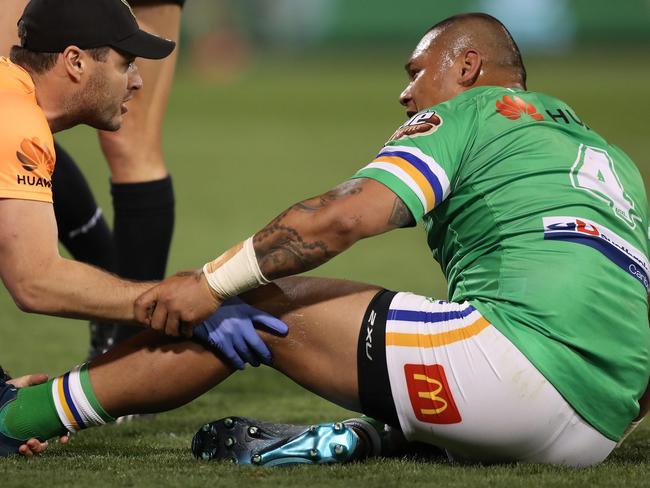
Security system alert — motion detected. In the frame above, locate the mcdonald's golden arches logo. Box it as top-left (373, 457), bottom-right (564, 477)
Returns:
top-left (404, 364), bottom-right (461, 424)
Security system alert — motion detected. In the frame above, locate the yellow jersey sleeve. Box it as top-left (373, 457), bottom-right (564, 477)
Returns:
top-left (0, 92), bottom-right (55, 203)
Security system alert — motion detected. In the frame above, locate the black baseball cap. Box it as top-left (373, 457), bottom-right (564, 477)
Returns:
top-left (19, 0), bottom-right (176, 59)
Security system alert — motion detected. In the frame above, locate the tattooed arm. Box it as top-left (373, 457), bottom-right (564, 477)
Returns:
top-left (134, 178), bottom-right (414, 334)
top-left (254, 178), bottom-right (414, 279)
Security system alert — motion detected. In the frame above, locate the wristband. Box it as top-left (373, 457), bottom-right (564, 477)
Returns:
top-left (202, 237), bottom-right (270, 300)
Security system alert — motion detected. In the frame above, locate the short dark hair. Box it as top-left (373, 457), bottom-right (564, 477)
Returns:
top-left (428, 13), bottom-right (527, 87)
top-left (9, 19), bottom-right (110, 75)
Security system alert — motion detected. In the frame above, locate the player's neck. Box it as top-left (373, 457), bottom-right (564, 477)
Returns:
top-left (32, 74), bottom-right (79, 133)
top-left (474, 71), bottom-right (525, 91)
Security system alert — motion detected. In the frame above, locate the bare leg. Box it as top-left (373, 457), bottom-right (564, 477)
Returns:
top-left (242, 277), bottom-right (380, 411)
top-left (89, 329), bottom-right (228, 417)
top-left (1, 276), bottom-right (377, 458)
top-left (88, 277), bottom-right (380, 417)
top-left (98, 2), bottom-right (181, 183)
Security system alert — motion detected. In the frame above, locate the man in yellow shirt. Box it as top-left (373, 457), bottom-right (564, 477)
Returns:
top-left (0, 0), bottom-right (174, 454)
top-left (0, 0), bottom-right (184, 357)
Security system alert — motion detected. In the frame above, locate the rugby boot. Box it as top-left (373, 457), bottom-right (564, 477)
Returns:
top-left (87, 321), bottom-right (116, 360)
top-left (88, 322), bottom-right (144, 361)
top-left (0, 381), bottom-right (23, 457)
top-left (192, 416), bottom-right (363, 466)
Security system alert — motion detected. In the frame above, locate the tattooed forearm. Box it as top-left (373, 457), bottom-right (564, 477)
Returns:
top-left (387, 196), bottom-right (414, 228)
top-left (255, 223), bottom-right (335, 279)
top-left (293, 180), bottom-right (363, 212)
top-left (253, 180), bottom-right (366, 279)
top-left (254, 219), bottom-right (336, 279)
top-left (251, 178), bottom-right (410, 280)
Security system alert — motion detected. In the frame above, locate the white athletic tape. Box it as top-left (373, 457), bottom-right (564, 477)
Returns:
top-left (202, 237), bottom-right (270, 300)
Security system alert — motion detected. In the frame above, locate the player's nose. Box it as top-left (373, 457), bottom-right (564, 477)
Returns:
top-left (399, 85), bottom-right (412, 107)
top-left (129, 68), bottom-right (143, 92)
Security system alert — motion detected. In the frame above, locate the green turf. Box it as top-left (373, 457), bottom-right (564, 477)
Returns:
top-left (1, 48), bottom-right (649, 486)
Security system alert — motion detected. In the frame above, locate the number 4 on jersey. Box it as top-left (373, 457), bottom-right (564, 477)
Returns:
top-left (570, 145), bottom-right (640, 228)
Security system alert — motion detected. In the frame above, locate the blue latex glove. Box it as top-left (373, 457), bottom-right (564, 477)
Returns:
top-left (193, 297), bottom-right (288, 370)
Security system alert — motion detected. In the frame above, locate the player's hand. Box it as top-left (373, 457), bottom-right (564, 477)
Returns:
top-left (134, 269), bottom-right (222, 337)
top-left (7, 374), bottom-right (70, 456)
top-left (193, 297), bottom-right (289, 370)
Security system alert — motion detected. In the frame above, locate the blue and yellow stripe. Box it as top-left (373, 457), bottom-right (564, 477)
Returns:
top-left (55, 373), bottom-right (86, 431)
top-left (374, 150), bottom-right (444, 208)
top-left (386, 302), bottom-right (490, 348)
top-left (386, 316), bottom-right (491, 348)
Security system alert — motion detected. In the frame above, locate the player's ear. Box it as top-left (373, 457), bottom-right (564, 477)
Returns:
top-left (458, 49), bottom-right (481, 87)
top-left (61, 46), bottom-right (86, 83)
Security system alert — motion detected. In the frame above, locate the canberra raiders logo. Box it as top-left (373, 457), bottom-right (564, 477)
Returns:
top-left (388, 111), bottom-right (443, 142)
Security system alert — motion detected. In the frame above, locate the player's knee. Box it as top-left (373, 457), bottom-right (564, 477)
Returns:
top-left (99, 129), bottom-right (160, 162)
top-left (255, 327), bottom-right (287, 360)
top-left (99, 131), bottom-right (167, 181)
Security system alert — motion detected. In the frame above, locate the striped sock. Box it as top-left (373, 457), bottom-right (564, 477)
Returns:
top-left (51, 364), bottom-right (113, 433)
top-left (0, 364), bottom-right (113, 441)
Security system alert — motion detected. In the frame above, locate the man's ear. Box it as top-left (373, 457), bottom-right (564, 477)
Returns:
top-left (458, 49), bottom-right (482, 87)
top-left (61, 46), bottom-right (85, 83)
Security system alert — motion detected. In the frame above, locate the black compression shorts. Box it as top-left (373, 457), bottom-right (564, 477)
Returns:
top-left (356, 289), bottom-right (400, 428)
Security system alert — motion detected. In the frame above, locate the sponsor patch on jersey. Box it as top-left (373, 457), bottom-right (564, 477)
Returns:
top-left (404, 363), bottom-right (462, 424)
top-left (543, 216), bottom-right (650, 290)
top-left (16, 137), bottom-right (54, 176)
top-left (496, 95), bottom-right (544, 121)
top-left (388, 111), bottom-right (442, 142)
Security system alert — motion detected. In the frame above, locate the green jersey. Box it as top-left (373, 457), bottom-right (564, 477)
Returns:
top-left (353, 86), bottom-right (650, 440)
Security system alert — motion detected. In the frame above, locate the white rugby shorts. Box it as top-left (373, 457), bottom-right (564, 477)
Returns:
top-left (380, 292), bottom-right (615, 467)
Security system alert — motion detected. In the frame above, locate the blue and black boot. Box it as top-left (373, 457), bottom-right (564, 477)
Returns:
top-left (191, 416), bottom-right (369, 466)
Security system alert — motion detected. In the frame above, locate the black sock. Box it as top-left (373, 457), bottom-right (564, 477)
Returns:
top-left (110, 176), bottom-right (175, 342)
top-left (52, 142), bottom-right (117, 272)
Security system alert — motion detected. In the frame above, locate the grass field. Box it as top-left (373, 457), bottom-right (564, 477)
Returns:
top-left (1, 47), bottom-right (649, 486)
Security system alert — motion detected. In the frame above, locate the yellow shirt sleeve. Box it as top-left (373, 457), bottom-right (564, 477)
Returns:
top-left (0, 92), bottom-right (55, 203)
